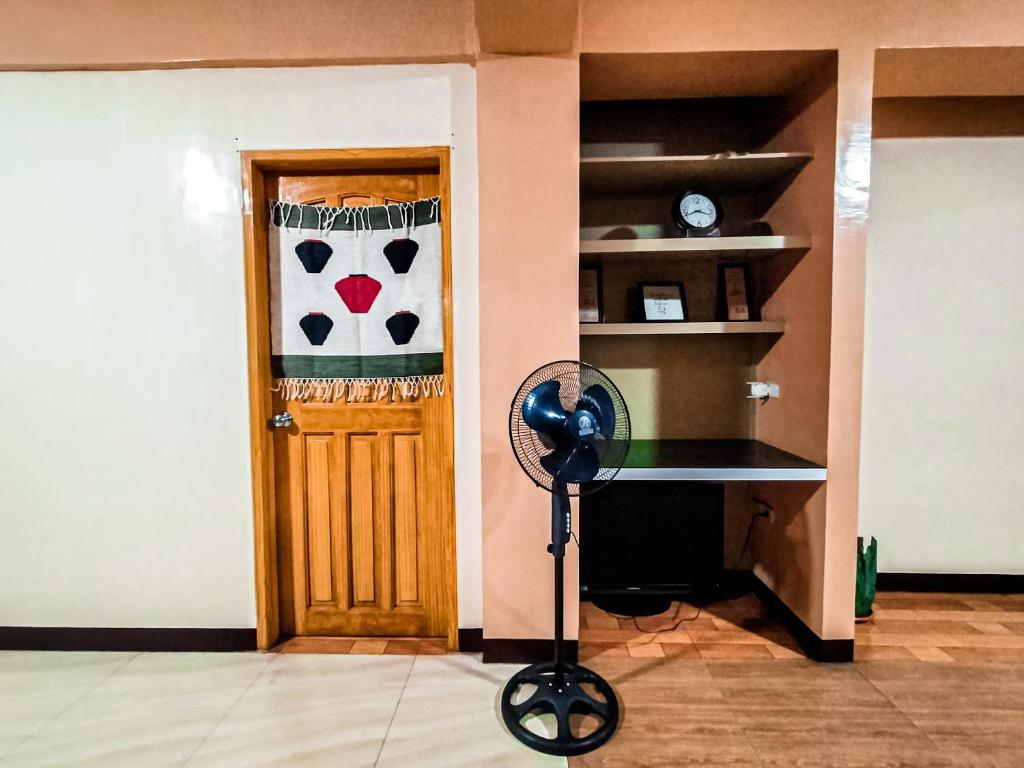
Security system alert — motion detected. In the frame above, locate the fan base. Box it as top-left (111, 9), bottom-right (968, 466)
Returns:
top-left (500, 660), bottom-right (619, 756)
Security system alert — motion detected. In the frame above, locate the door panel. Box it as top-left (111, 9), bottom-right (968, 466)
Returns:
top-left (393, 433), bottom-right (423, 607)
top-left (348, 433), bottom-right (380, 607)
top-left (304, 434), bottom-right (336, 606)
top-left (273, 167), bottom-right (451, 639)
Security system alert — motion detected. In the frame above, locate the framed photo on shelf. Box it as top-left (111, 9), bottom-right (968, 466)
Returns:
top-left (639, 282), bottom-right (687, 322)
top-left (717, 262), bottom-right (755, 321)
top-left (579, 266), bottom-right (603, 323)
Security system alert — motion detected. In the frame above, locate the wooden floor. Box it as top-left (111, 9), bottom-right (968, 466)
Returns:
top-left (274, 636), bottom-right (447, 655)
top-left (580, 590), bottom-right (1024, 663)
top-left (570, 591), bottom-right (1024, 768)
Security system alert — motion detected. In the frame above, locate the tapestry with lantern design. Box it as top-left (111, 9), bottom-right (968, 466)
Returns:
top-left (268, 196), bottom-right (444, 402)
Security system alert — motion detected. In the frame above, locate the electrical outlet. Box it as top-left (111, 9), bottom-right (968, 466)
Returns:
top-left (747, 381), bottom-right (780, 400)
top-left (753, 498), bottom-right (775, 524)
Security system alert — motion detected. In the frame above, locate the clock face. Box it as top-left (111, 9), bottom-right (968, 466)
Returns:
top-left (679, 193), bottom-right (717, 229)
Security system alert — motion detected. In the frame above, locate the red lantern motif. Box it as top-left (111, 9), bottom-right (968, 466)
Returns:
top-left (334, 274), bottom-right (382, 314)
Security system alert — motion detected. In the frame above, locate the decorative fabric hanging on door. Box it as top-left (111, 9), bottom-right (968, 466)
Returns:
top-left (268, 196), bottom-right (444, 402)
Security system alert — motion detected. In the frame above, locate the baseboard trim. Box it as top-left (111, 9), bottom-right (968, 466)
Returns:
top-left (482, 637), bottom-right (579, 664)
top-left (877, 572), bottom-right (1024, 593)
top-left (751, 576), bottom-right (854, 663)
top-left (457, 627), bottom-right (483, 653)
top-left (0, 627), bottom-right (257, 652)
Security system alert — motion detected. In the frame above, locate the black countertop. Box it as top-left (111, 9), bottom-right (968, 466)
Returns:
top-left (612, 439), bottom-right (825, 481)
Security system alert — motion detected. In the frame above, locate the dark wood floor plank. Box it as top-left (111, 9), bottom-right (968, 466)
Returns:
top-left (857, 661), bottom-right (1024, 767)
top-left (571, 657), bottom-right (762, 768)
top-left (706, 661), bottom-right (956, 767)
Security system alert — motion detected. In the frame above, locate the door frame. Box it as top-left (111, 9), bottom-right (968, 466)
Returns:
top-left (239, 147), bottom-right (458, 650)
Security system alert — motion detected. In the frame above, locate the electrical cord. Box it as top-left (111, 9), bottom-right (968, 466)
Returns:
top-left (621, 602), bottom-right (701, 634)
top-left (727, 508), bottom-right (770, 571)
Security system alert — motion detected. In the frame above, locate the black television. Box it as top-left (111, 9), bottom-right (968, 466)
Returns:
top-left (579, 481), bottom-right (725, 615)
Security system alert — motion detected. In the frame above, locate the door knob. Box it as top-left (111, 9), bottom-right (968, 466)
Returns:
top-left (270, 411), bottom-right (293, 429)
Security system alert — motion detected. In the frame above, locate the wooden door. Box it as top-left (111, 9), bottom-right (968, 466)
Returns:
top-left (271, 166), bottom-right (453, 640)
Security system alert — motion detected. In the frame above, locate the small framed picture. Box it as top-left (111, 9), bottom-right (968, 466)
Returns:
top-left (579, 266), bottom-right (603, 323)
top-left (717, 262), bottom-right (755, 321)
top-left (639, 282), bottom-right (687, 322)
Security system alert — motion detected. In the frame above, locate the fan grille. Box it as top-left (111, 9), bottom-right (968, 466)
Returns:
top-left (509, 360), bottom-right (631, 498)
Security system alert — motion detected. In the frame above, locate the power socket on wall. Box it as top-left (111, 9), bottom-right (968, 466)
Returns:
top-left (747, 381), bottom-right (780, 402)
top-left (753, 498), bottom-right (775, 524)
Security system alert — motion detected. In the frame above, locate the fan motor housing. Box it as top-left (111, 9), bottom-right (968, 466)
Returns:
top-left (568, 409), bottom-right (599, 441)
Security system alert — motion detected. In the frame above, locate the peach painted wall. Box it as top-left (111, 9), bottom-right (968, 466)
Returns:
top-left (0, 0), bottom-right (475, 69)
top-left (754, 71), bottom-right (839, 638)
top-left (579, 0), bottom-right (1024, 640)
top-left (1, 0), bottom-right (1023, 643)
top-left (476, 55), bottom-right (581, 640)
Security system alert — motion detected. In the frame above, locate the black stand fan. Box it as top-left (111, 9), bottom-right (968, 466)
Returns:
top-left (501, 360), bottom-right (631, 756)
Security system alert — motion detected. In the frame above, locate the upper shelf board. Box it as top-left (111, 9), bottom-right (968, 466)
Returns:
top-left (579, 152), bottom-right (812, 195)
top-left (580, 321), bottom-right (785, 336)
top-left (580, 235), bottom-right (811, 261)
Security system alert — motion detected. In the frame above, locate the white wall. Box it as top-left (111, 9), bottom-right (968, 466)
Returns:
top-left (0, 65), bottom-right (482, 628)
top-left (859, 137), bottom-right (1024, 574)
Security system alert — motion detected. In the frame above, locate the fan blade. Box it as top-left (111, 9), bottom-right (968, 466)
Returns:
top-left (540, 442), bottom-right (601, 484)
top-left (579, 384), bottom-right (616, 438)
top-left (522, 380), bottom-right (569, 437)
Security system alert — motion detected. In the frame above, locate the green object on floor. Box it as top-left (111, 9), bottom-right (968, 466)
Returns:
top-left (856, 536), bottom-right (878, 618)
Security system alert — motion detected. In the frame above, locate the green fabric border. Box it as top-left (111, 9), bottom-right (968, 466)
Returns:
top-left (272, 353), bottom-right (443, 379)
top-left (270, 196), bottom-right (441, 232)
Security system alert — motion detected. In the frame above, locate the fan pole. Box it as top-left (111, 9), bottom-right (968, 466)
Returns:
top-left (554, 547), bottom-right (564, 670)
top-left (551, 484), bottom-right (571, 674)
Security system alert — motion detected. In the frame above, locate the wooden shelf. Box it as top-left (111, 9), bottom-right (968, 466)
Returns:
top-left (581, 321), bottom-right (784, 336)
top-left (610, 439), bottom-right (826, 482)
top-left (580, 235), bottom-right (811, 262)
top-left (580, 152), bottom-right (812, 195)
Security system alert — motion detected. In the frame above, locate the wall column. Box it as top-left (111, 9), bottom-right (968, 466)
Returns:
top-left (476, 55), bottom-right (581, 642)
top-left (821, 46), bottom-right (876, 639)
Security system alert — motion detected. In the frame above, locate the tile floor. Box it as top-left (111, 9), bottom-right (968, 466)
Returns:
top-left (3, 592), bottom-right (1023, 767)
top-left (4, 644), bottom-right (1022, 768)
top-left (0, 652), bottom-right (562, 768)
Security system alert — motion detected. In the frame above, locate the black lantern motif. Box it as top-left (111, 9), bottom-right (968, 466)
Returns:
top-left (299, 312), bottom-right (334, 345)
top-left (295, 239), bottom-right (334, 273)
top-left (383, 238), bottom-right (419, 274)
top-left (386, 311), bottom-right (420, 345)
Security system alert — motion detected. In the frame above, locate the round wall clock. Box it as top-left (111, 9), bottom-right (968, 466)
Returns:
top-left (672, 190), bottom-right (723, 237)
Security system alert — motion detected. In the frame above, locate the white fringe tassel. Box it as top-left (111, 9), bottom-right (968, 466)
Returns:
top-left (273, 375), bottom-right (446, 403)
top-left (269, 196), bottom-right (440, 238)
